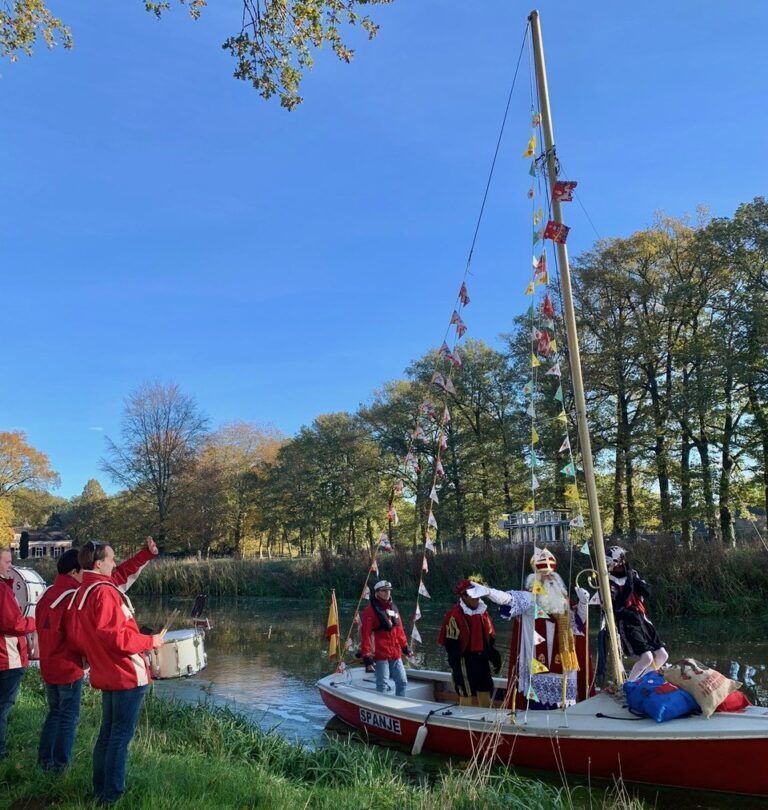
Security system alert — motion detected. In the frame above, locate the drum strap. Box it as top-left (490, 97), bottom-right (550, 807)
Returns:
top-left (50, 588), bottom-right (79, 609)
top-left (77, 581), bottom-right (136, 615)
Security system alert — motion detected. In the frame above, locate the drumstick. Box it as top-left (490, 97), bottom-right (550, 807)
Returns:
top-left (159, 609), bottom-right (180, 639)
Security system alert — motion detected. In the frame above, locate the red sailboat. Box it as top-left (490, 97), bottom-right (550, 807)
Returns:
top-left (318, 9), bottom-right (768, 797)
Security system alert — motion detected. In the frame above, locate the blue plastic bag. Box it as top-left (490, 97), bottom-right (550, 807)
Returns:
top-left (623, 671), bottom-right (665, 715)
top-left (642, 685), bottom-right (699, 723)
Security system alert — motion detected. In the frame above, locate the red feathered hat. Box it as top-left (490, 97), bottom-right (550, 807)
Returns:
top-left (454, 579), bottom-right (473, 595)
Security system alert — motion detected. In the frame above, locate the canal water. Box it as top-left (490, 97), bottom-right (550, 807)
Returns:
top-left (138, 596), bottom-right (768, 808)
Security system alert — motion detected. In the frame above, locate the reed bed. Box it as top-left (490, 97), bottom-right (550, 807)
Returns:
top-left (25, 536), bottom-right (768, 615)
top-left (3, 669), bottom-right (639, 809)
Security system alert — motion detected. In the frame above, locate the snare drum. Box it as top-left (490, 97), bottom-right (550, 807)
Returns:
top-left (10, 566), bottom-right (47, 618)
top-left (149, 629), bottom-right (207, 679)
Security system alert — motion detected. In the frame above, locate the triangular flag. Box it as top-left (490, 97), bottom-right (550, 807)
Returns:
top-left (531, 426), bottom-right (539, 444)
top-left (532, 111), bottom-right (541, 127)
top-left (526, 402), bottom-right (536, 418)
top-left (418, 581), bottom-right (431, 599)
top-left (523, 380), bottom-right (534, 396)
top-left (533, 208), bottom-right (544, 225)
top-left (523, 500), bottom-right (535, 513)
top-left (427, 511), bottom-right (438, 529)
top-left (531, 579), bottom-right (545, 595)
top-left (564, 483), bottom-right (579, 500)
top-left (414, 604), bottom-right (422, 621)
top-left (439, 432), bottom-right (448, 450)
top-left (554, 385), bottom-right (564, 403)
top-left (363, 585), bottom-right (370, 599)
top-left (550, 339), bottom-right (558, 353)
top-left (558, 436), bottom-right (570, 453)
top-left (442, 405), bottom-right (451, 424)
top-left (525, 281), bottom-right (535, 296)
top-left (444, 377), bottom-right (457, 395)
top-left (394, 479), bottom-right (405, 495)
top-left (425, 538), bottom-right (436, 553)
top-left (531, 659), bottom-right (549, 675)
top-left (526, 686), bottom-right (539, 701)
top-left (528, 161), bottom-right (536, 178)
top-left (387, 507), bottom-right (399, 525)
top-left (458, 282), bottom-right (470, 306)
top-left (429, 486), bottom-right (439, 504)
top-left (580, 541), bottom-right (590, 555)
top-left (422, 557), bottom-right (429, 573)
top-left (531, 354), bottom-right (541, 368)
top-left (533, 631), bottom-right (546, 646)
top-left (438, 341), bottom-right (450, 358)
top-left (379, 533), bottom-right (392, 551)
top-left (570, 514), bottom-right (585, 528)
top-left (589, 592), bottom-right (601, 606)
top-left (534, 605), bottom-right (550, 619)
top-left (370, 559), bottom-right (379, 576)
top-left (555, 411), bottom-right (568, 424)
top-left (435, 459), bottom-right (445, 478)
top-left (523, 135), bottom-right (536, 158)
top-left (411, 624), bottom-right (423, 644)
top-left (560, 462), bottom-right (576, 477)
top-left (431, 372), bottom-right (445, 388)
top-left (532, 228), bottom-right (543, 245)
top-left (531, 472), bottom-right (539, 490)
top-left (527, 186), bottom-right (534, 199)
top-left (546, 363), bottom-right (561, 377)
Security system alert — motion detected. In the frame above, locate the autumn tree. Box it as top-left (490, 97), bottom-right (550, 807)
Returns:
top-left (0, 430), bottom-right (59, 497)
top-left (2, 0), bottom-right (391, 109)
top-left (102, 382), bottom-right (209, 549)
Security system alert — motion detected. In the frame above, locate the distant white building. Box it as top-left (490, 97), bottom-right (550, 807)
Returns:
top-left (11, 526), bottom-right (72, 559)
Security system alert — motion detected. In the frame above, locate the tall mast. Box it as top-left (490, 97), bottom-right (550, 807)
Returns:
top-left (528, 9), bottom-right (624, 684)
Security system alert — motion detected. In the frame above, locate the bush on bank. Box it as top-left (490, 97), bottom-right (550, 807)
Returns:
top-left (28, 537), bottom-right (768, 616)
top-left (2, 670), bottom-right (618, 809)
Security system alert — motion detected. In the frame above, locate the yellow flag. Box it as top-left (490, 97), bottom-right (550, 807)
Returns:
top-left (536, 270), bottom-right (549, 286)
top-left (531, 354), bottom-right (541, 368)
top-left (531, 579), bottom-right (545, 595)
top-left (550, 339), bottom-right (558, 353)
top-left (523, 500), bottom-right (535, 513)
top-left (531, 426), bottom-right (539, 445)
top-left (531, 659), bottom-right (549, 675)
top-left (555, 410), bottom-right (568, 424)
top-left (564, 483), bottom-right (579, 500)
top-left (523, 135), bottom-right (536, 158)
top-left (533, 208), bottom-right (544, 225)
top-left (325, 591), bottom-right (340, 661)
top-left (525, 281), bottom-right (535, 295)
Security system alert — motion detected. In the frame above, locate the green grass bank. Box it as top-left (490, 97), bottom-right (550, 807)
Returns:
top-left (3, 670), bottom-right (638, 809)
top-left (29, 538), bottom-right (768, 616)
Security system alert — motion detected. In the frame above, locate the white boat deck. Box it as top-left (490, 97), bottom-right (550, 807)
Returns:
top-left (319, 666), bottom-right (768, 741)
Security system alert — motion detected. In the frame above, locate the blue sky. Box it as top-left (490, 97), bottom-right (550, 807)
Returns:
top-left (2, 1), bottom-right (767, 498)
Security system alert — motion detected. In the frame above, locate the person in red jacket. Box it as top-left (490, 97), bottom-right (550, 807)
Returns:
top-left (0, 546), bottom-right (36, 759)
top-left (360, 580), bottom-right (410, 697)
top-left (36, 537), bottom-right (159, 772)
top-left (71, 541), bottom-right (164, 805)
top-left (438, 578), bottom-right (501, 708)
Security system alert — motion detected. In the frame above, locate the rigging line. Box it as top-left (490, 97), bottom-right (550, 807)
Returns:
top-left (462, 23), bottom-right (530, 275)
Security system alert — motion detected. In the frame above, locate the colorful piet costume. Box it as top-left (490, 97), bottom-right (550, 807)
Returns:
top-left (438, 579), bottom-right (502, 708)
top-left (503, 549), bottom-right (592, 709)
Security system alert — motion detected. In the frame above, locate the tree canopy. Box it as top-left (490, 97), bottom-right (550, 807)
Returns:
top-left (1, 0), bottom-right (391, 109)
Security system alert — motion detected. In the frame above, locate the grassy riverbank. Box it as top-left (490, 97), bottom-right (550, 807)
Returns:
top-left (28, 538), bottom-right (768, 616)
top-left (3, 670), bottom-right (639, 809)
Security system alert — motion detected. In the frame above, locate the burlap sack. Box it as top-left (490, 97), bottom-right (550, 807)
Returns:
top-left (663, 659), bottom-right (741, 718)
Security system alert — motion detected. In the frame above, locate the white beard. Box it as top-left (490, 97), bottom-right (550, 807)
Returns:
top-left (526, 572), bottom-right (569, 615)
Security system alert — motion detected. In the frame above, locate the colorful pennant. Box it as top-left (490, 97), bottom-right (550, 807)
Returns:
top-left (543, 220), bottom-right (570, 244)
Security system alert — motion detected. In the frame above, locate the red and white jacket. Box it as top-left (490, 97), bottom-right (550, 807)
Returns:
top-left (36, 547), bottom-right (156, 686)
top-left (0, 577), bottom-right (35, 670)
top-left (70, 571), bottom-right (154, 691)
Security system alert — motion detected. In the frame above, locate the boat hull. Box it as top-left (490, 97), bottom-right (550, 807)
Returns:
top-left (318, 669), bottom-right (768, 796)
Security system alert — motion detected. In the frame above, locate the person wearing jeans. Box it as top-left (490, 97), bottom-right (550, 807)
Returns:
top-left (360, 580), bottom-right (411, 697)
top-left (0, 547), bottom-right (35, 759)
top-left (36, 540), bottom-right (159, 773)
top-left (70, 541), bottom-right (164, 805)
top-left (92, 685), bottom-right (149, 801)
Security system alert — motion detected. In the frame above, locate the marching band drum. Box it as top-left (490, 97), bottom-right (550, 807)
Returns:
top-left (149, 629), bottom-right (207, 679)
top-left (10, 566), bottom-right (46, 618)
